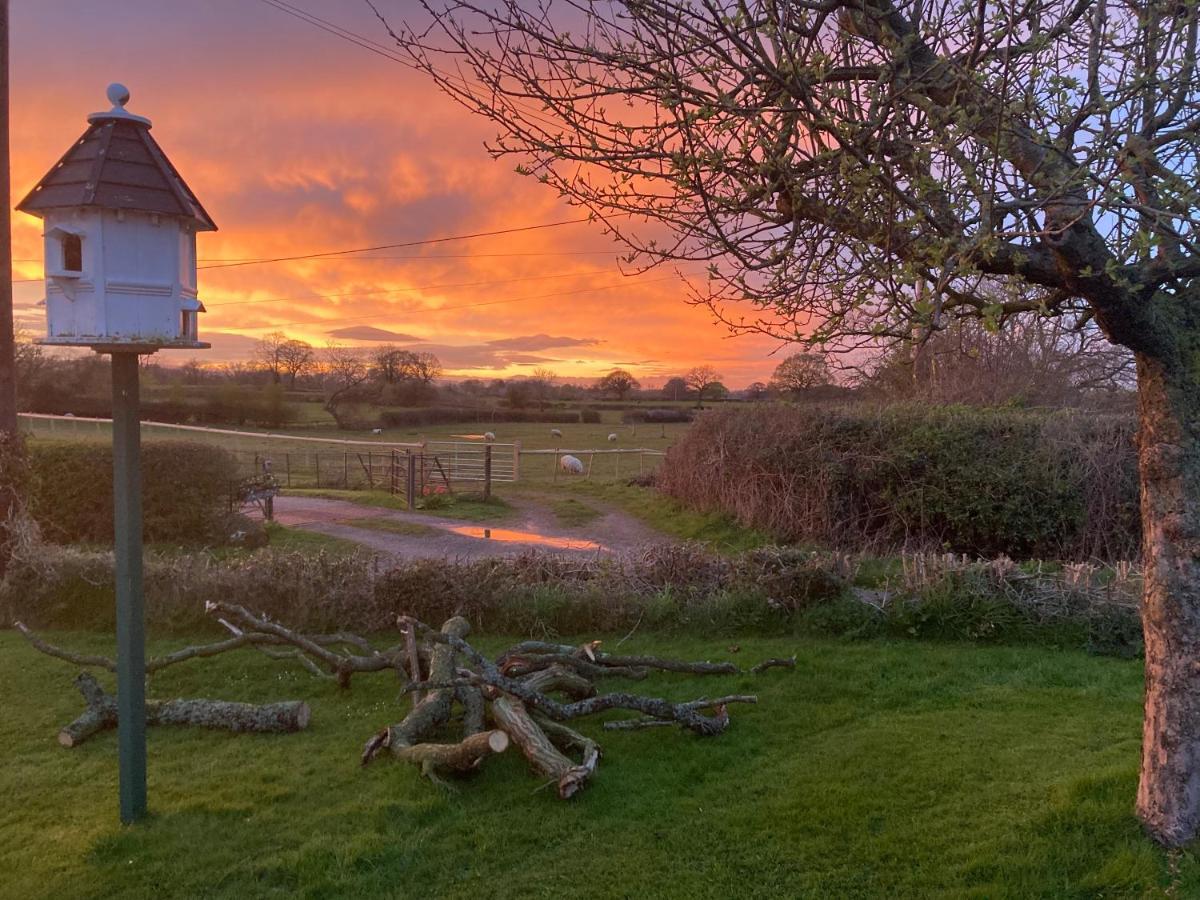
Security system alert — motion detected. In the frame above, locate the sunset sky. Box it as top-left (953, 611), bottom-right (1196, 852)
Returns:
top-left (9, 1), bottom-right (787, 387)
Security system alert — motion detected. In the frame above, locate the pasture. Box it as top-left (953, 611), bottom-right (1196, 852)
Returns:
top-left (2, 630), bottom-right (1193, 899)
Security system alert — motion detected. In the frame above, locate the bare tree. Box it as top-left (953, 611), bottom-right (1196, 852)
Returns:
top-left (277, 339), bottom-right (315, 390)
top-left (385, 0), bottom-right (1200, 843)
top-left (770, 353), bottom-right (833, 395)
top-left (862, 318), bottom-right (1135, 407)
top-left (685, 365), bottom-right (724, 407)
top-left (322, 343), bottom-right (371, 428)
top-left (253, 332), bottom-right (290, 385)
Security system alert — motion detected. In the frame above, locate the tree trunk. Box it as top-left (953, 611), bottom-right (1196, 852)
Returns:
top-left (59, 672), bottom-right (310, 747)
top-left (1135, 353), bottom-right (1200, 846)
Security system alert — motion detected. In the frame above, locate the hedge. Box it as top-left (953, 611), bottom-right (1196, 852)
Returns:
top-left (27, 440), bottom-right (239, 545)
top-left (379, 407), bottom-right (584, 427)
top-left (657, 404), bottom-right (1140, 561)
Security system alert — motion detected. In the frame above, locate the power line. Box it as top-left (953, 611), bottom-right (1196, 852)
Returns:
top-left (197, 250), bottom-right (620, 263)
top-left (257, 0), bottom-right (568, 134)
top-left (199, 218), bottom-right (591, 271)
top-left (204, 267), bottom-right (626, 308)
top-left (218, 272), bottom-right (691, 332)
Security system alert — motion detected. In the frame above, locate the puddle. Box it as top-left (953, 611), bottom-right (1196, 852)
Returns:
top-left (441, 525), bottom-right (606, 551)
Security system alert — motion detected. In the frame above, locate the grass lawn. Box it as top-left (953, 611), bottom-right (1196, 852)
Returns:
top-left (285, 488), bottom-right (514, 523)
top-left (0, 631), bottom-right (1192, 899)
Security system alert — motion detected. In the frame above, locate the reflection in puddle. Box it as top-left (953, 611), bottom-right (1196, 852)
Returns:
top-left (443, 525), bottom-right (606, 551)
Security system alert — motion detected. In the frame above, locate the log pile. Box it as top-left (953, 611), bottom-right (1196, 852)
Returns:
top-left (17, 605), bottom-right (792, 799)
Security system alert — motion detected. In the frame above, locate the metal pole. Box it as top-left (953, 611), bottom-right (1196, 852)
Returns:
top-left (111, 352), bottom-right (146, 824)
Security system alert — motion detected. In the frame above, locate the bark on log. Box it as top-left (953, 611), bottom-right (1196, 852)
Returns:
top-left (501, 640), bottom-right (740, 675)
top-left (491, 694), bottom-right (596, 799)
top-left (389, 729), bottom-right (510, 776)
top-left (363, 616), bottom-right (472, 765)
top-left (208, 602), bottom-right (417, 688)
top-left (751, 656), bottom-right (797, 674)
top-left (456, 685), bottom-right (487, 736)
top-left (411, 622), bottom-right (750, 735)
top-left (520, 664), bottom-right (597, 700)
top-left (58, 673), bottom-right (311, 747)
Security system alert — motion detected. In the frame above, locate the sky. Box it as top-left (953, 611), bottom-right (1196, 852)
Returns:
top-left (9, 0), bottom-right (788, 388)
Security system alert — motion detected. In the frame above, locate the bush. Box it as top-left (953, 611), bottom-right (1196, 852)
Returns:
top-left (27, 440), bottom-right (239, 545)
top-left (657, 404), bottom-right (1139, 561)
top-left (378, 407), bottom-right (582, 427)
top-left (623, 408), bottom-right (695, 424)
top-left (580, 407), bottom-right (602, 424)
top-left (0, 541), bottom-right (1142, 657)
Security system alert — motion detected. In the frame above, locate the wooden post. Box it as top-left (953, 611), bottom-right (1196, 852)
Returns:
top-left (315, 453), bottom-right (320, 488)
top-left (111, 352), bottom-right (147, 824)
top-left (285, 452), bottom-right (291, 488)
top-left (483, 444), bottom-right (492, 501)
top-left (343, 452), bottom-right (349, 488)
top-left (0, 0), bottom-right (16, 437)
top-left (513, 440), bottom-right (521, 481)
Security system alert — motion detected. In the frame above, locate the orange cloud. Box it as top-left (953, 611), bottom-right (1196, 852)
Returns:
top-left (8, 0), bottom-right (788, 387)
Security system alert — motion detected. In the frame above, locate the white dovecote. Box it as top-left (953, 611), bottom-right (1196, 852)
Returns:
top-left (17, 83), bottom-right (217, 350)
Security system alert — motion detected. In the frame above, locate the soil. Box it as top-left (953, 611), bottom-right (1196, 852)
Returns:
top-left (268, 493), bottom-right (675, 560)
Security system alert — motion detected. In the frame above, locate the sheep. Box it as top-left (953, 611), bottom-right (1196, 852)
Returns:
top-left (607, 433), bottom-right (618, 442)
top-left (550, 428), bottom-right (563, 439)
top-left (559, 454), bottom-right (584, 475)
top-left (371, 428), bottom-right (383, 434)
top-left (483, 431), bottom-right (496, 442)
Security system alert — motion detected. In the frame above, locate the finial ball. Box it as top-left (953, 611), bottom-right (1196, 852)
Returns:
top-left (106, 83), bottom-right (130, 109)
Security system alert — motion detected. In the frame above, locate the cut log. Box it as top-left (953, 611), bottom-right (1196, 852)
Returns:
top-left (491, 694), bottom-right (597, 799)
top-left (58, 672), bottom-right (310, 747)
top-left (501, 640), bottom-right (740, 675)
top-left (751, 656), bottom-right (797, 674)
top-left (390, 729), bottom-right (510, 777)
top-left (363, 616), bottom-right (472, 765)
top-left (520, 664), bottom-right (598, 700)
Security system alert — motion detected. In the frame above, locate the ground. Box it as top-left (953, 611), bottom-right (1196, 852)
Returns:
top-left (2, 631), bottom-right (1195, 899)
top-left (266, 491), bottom-right (676, 560)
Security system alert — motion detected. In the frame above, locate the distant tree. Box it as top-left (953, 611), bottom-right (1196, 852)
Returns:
top-left (596, 368), bottom-right (640, 400)
top-left (661, 376), bottom-right (689, 402)
top-left (459, 378), bottom-right (485, 396)
top-left (179, 358), bottom-right (206, 386)
top-left (505, 381), bottom-right (531, 409)
top-left (529, 367), bottom-right (558, 408)
top-left (278, 339), bottom-right (315, 389)
top-left (770, 353), bottom-right (833, 395)
top-left (253, 331), bottom-right (291, 384)
top-left (685, 366), bottom-right (724, 407)
top-left (321, 343), bottom-right (371, 428)
top-left (745, 381), bottom-right (769, 401)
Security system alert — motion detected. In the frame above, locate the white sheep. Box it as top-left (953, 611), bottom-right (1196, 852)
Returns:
top-left (371, 428), bottom-right (383, 434)
top-left (483, 431), bottom-right (496, 442)
top-left (607, 433), bottom-right (618, 442)
top-left (550, 428), bottom-right (563, 438)
top-left (559, 454), bottom-right (584, 475)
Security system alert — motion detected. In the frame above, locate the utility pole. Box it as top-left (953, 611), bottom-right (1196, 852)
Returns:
top-left (0, 0), bottom-right (16, 436)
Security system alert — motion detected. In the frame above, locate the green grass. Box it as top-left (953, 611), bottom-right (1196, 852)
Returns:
top-left (262, 523), bottom-right (363, 556)
top-left (0, 631), bottom-right (1193, 898)
top-left (565, 481), bottom-right (770, 552)
top-left (285, 489), bottom-right (514, 523)
top-left (549, 497), bottom-right (602, 527)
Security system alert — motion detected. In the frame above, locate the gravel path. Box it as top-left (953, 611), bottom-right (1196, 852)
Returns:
top-left (269, 493), bottom-right (674, 560)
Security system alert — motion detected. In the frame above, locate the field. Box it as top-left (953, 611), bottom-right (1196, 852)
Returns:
top-left (1, 630), bottom-right (1193, 899)
top-left (18, 415), bottom-right (691, 487)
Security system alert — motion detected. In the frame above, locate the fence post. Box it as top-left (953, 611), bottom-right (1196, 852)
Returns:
top-left (406, 452), bottom-right (417, 511)
top-left (286, 452), bottom-right (291, 488)
top-left (344, 452), bottom-right (349, 489)
top-left (315, 454), bottom-right (320, 489)
top-left (484, 444), bottom-right (492, 501)
top-left (513, 440), bottom-right (521, 481)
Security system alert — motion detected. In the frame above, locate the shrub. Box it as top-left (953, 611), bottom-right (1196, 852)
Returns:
top-left (580, 407), bottom-right (602, 424)
top-left (622, 408), bottom-right (695, 424)
top-left (27, 440), bottom-right (239, 545)
top-left (378, 407), bottom-right (582, 428)
top-left (0, 541), bottom-right (1142, 657)
top-left (657, 404), bottom-right (1139, 561)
